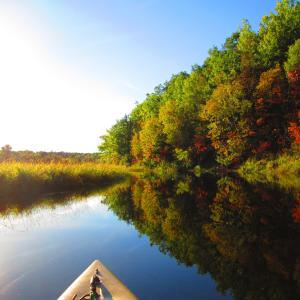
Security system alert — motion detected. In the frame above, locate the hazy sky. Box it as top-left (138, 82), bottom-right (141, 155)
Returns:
top-left (0, 0), bottom-right (276, 153)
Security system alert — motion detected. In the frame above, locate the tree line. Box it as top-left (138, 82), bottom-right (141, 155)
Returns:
top-left (0, 145), bottom-right (99, 163)
top-left (99, 0), bottom-right (300, 169)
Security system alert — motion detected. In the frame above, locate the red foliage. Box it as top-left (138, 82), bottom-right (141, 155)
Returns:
top-left (292, 199), bottom-right (300, 223)
top-left (288, 122), bottom-right (300, 144)
top-left (195, 188), bottom-right (209, 210)
top-left (227, 131), bottom-right (237, 139)
top-left (159, 146), bottom-right (169, 159)
top-left (195, 188), bottom-right (208, 201)
top-left (256, 118), bottom-right (264, 126)
top-left (252, 66), bottom-right (289, 155)
top-left (230, 157), bottom-right (241, 167)
top-left (255, 98), bottom-right (265, 110)
top-left (248, 130), bottom-right (257, 137)
top-left (277, 136), bottom-right (285, 145)
top-left (288, 68), bottom-right (300, 84)
top-left (255, 141), bottom-right (271, 154)
top-left (193, 135), bottom-right (207, 153)
top-left (267, 97), bottom-right (284, 104)
top-left (260, 217), bottom-right (269, 225)
top-left (153, 156), bottom-right (161, 163)
top-left (256, 98), bottom-right (264, 104)
top-left (260, 191), bottom-right (272, 202)
top-left (288, 69), bottom-right (300, 109)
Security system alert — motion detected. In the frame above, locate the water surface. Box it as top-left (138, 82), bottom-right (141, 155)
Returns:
top-left (0, 183), bottom-right (229, 300)
top-left (0, 176), bottom-right (299, 300)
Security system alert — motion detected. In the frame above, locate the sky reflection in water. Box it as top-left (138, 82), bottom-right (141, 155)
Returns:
top-left (0, 192), bottom-right (229, 300)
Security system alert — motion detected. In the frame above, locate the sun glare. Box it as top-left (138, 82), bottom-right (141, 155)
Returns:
top-left (0, 7), bottom-right (132, 152)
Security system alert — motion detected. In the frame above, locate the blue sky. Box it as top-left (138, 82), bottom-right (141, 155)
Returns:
top-left (0, 0), bottom-right (277, 152)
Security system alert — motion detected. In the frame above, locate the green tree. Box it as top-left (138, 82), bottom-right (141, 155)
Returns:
top-left (203, 31), bottom-right (241, 91)
top-left (161, 72), bottom-right (189, 104)
top-left (130, 92), bottom-right (163, 125)
top-left (237, 19), bottom-right (261, 96)
top-left (258, 0), bottom-right (300, 68)
top-left (183, 66), bottom-right (210, 104)
top-left (284, 38), bottom-right (300, 72)
top-left (98, 115), bottom-right (132, 163)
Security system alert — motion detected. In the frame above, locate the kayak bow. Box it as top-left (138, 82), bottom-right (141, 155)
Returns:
top-left (58, 260), bottom-right (138, 300)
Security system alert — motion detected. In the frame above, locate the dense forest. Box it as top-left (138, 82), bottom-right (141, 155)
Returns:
top-left (99, 0), bottom-right (300, 172)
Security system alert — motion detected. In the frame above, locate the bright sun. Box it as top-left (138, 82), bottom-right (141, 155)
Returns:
top-left (0, 7), bottom-right (131, 153)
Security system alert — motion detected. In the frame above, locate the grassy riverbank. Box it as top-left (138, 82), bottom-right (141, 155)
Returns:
top-left (238, 153), bottom-right (300, 190)
top-left (0, 162), bottom-right (131, 199)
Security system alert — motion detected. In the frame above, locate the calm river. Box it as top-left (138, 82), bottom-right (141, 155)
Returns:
top-left (0, 175), bottom-right (299, 299)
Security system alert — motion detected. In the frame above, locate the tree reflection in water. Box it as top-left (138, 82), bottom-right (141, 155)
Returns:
top-left (1, 175), bottom-right (299, 299)
top-left (102, 175), bottom-right (300, 300)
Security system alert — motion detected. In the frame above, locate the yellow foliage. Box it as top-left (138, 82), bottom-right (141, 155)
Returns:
top-left (139, 118), bottom-right (163, 159)
top-left (256, 64), bottom-right (282, 97)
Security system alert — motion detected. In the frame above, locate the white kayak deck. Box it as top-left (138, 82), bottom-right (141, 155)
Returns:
top-left (58, 260), bottom-right (138, 300)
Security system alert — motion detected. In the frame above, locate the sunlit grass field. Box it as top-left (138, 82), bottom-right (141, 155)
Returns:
top-left (0, 162), bottom-right (130, 198)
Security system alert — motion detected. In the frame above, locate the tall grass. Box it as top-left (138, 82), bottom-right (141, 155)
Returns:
top-left (0, 162), bottom-right (130, 198)
top-left (238, 153), bottom-right (300, 191)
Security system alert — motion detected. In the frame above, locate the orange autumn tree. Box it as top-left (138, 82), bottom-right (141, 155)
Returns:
top-left (200, 81), bottom-right (252, 166)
